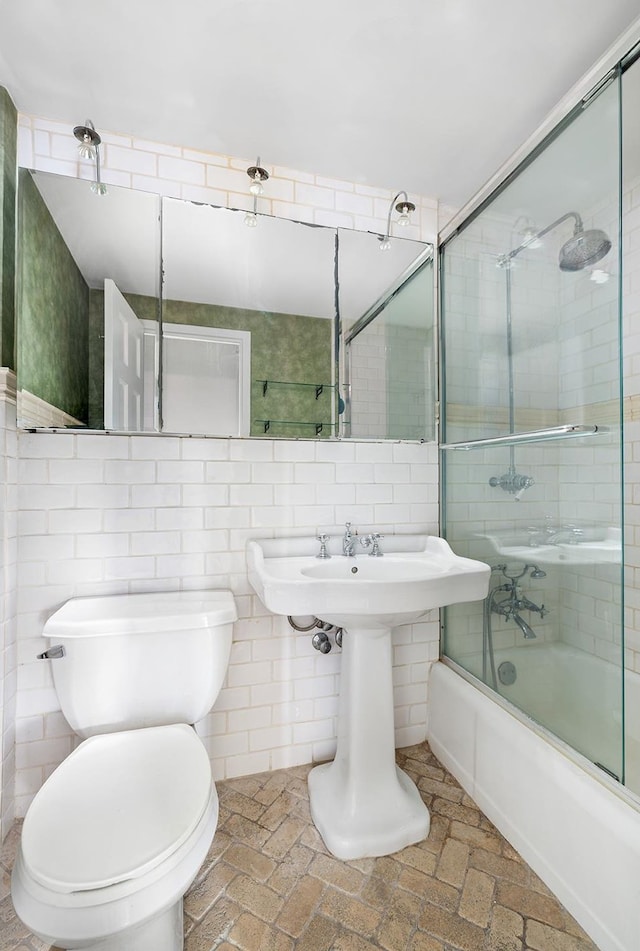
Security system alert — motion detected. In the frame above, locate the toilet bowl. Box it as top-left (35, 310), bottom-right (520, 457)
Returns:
top-left (11, 590), bottom-right (236, 951)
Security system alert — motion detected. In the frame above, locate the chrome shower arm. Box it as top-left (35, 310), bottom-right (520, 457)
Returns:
top-left (508, 210), bottom-right (583, 262)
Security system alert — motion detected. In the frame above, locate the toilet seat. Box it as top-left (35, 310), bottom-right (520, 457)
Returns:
top-left (21, 723), bottom-right (212, 894)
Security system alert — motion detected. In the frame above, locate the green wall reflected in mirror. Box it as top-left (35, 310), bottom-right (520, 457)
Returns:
top-left (16, 169), bottom-right (434, 440)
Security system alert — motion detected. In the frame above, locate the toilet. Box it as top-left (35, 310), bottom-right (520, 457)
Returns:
top-left (11, 589), bottom-right (236, 951)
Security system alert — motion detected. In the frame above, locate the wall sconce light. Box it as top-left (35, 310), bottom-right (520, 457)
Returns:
top-left (244, 156), bottom-right (269, 227)
top-left (379, 191), bottom-right (416, 250)
top-left (247, 157), bottom-right (269, 196)
top-left (73, 119), bottom-right (107, 196)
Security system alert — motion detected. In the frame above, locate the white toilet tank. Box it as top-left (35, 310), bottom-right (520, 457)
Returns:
top-left (41, 590), bottom-right (237, 738)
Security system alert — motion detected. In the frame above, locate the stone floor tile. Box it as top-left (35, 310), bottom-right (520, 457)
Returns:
top-left (409, 932), bottom-right (446, 951)
top-left (275, 875), bottom-right (324, 937)
top-left (228, 911), bottom-right (294, 951)
top-left (375, 888), bottom-right (422, 950)
top-left (1, 741), bottom-right (601, 951)
top-left (331, 931), bottom-right (385, 951)
top-left (218, 789), bottom-right (264, 822)
top-left (418, 903), bottom-right (487, 951)
top-left (224, 873), bottom-right (284, 923)
top-left (262, 816), bottom-right (306, 859)
top-left (398, 866), bottom-right (459, 911)
top-left (419, 813), bottom-right (450, 854)
top-left (487, 904), bottom-right (524, 951)
top-left (183, 897), bottom-right (241, 951)
top-left (220, 813), bottom-right (271, 849)
top-left (417, 775), bottom-right (465, 803)
top-left (525, 919), bottom-right (600, 951)
top-left (183, 860), bottom-right (238, 921)
top-left (430, 796), bottom-right (483, 827)
top-left (397, 843), bottom-right (438, 876)
top-left (435, 837), bottom-right (470, 887)
top-left (469, 846), bottom-right (532, 886)
top-left (497, 880), bottom-right (567, 929)
top-left (458, 867), bottom-right (495, 927)
top-left (449, 818), bottom-right (503, 855)
top-left (224, 842), bottom-right (277, 882)
top-left (293, 914), bottom-right (340, 951)
top-left (308, 853), bottom-right (366, 893)
top-left (318, 886), bottom-right (382, 937)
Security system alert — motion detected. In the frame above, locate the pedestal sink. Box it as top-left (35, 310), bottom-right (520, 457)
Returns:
top-left (247, 533), bottom-right (490, 859)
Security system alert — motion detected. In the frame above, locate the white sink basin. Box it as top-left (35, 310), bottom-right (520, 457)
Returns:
top-left (246, 532), bottom-right (489, 861)
top-left (247, 534), bottom-right (490, 629)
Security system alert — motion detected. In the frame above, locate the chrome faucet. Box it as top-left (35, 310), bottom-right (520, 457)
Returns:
top-left (342, 522), bottom-right (356, 557)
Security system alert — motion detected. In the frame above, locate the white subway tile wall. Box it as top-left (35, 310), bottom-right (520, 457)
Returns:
top-left (5, 116), bottom-right (442, 822)
top-left (0, 388), bottom-right (18, 840)
top-left (14, 432), bottom-right (439, 816)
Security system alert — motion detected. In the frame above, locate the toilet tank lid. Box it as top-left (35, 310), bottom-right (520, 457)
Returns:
top-left (43, 590), bottom-right (237, 638)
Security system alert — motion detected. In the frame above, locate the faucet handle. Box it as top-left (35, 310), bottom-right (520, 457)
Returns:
top-left (316, 534), bottom-right (331, 559)
top-left (359, 533), bottom-right (382, 554)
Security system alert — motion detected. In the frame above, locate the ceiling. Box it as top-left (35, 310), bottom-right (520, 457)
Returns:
top-left (1, 1), bottom-right (639, 209)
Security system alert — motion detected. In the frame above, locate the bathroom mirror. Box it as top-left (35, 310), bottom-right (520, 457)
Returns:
top-left (16, 168), bottom-right (434, 439)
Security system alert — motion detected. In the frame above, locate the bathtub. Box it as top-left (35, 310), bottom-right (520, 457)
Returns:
top-left (428, 656), bottom-right (640, 951)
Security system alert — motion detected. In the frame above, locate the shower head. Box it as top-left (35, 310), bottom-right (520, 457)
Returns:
top-left (508, 211), bottom-right (611, 273)
top-left (558, 227), bottom-right (611, 272)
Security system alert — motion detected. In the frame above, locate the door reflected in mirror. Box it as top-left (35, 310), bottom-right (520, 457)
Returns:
top-left (161, 198), bottom-right (337, 438)
top-left (16, 168), bottom-right (435, 441)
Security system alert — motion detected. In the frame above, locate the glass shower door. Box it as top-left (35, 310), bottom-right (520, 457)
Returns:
top-left (440, 74), bottom-right (625, 783)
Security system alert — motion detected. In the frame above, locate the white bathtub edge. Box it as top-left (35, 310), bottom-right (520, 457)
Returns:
top-left (428, 661), bottom-right (640, 951)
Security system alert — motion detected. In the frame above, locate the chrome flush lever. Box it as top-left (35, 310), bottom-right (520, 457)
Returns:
top-left (37, 644), bottom-right (65, 660)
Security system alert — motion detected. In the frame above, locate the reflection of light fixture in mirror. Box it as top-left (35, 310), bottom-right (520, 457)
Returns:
top-left (247, 157), bottom-right (269, 196)
top-left (379, 191), bottom-right (416, 250)
top-left (73, 119), bottom-right (107, 196)
top-left (514, 216), bottom-right (543, 250)
top-left (244, 196), bottom-right (258, 228)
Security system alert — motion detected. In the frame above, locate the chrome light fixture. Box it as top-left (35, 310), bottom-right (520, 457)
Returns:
top-left (73, 119), bottom-right (107, 196)
top-left (244, 156), bottom-right (269, 227)
top-left (247, 157), bottom-right (269, 196)
top-left (379, 191), bottom-right (416, 250)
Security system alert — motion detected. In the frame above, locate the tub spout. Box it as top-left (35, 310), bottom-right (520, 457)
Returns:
top-left (513, 613), bottom-right (536, 639)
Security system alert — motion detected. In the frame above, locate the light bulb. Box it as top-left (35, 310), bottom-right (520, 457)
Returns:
top-left (244, 211), bottom-right (258, 228)
top-left (394, 200), bottom-right (415, 227)
top-left (590, 268), bottom-right (610, 284)
top-left (78, 135), bottom-right (96, 160)
top-left (249, 177), bottom-right (264, 196)
top-left (90, 182), bottom-right (108, 196)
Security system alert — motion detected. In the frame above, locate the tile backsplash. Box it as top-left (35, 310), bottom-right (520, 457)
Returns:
top-left (14, 431), bottom-right (439, 817)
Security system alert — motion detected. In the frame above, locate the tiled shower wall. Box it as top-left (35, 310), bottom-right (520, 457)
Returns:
top-left (442, 171), bottom-right (640, 677)
top-left (4, 113), bottom-right (442, 828)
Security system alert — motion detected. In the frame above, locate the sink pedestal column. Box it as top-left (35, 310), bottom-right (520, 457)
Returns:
top-left (308, 624), bottom-right (430, 860)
